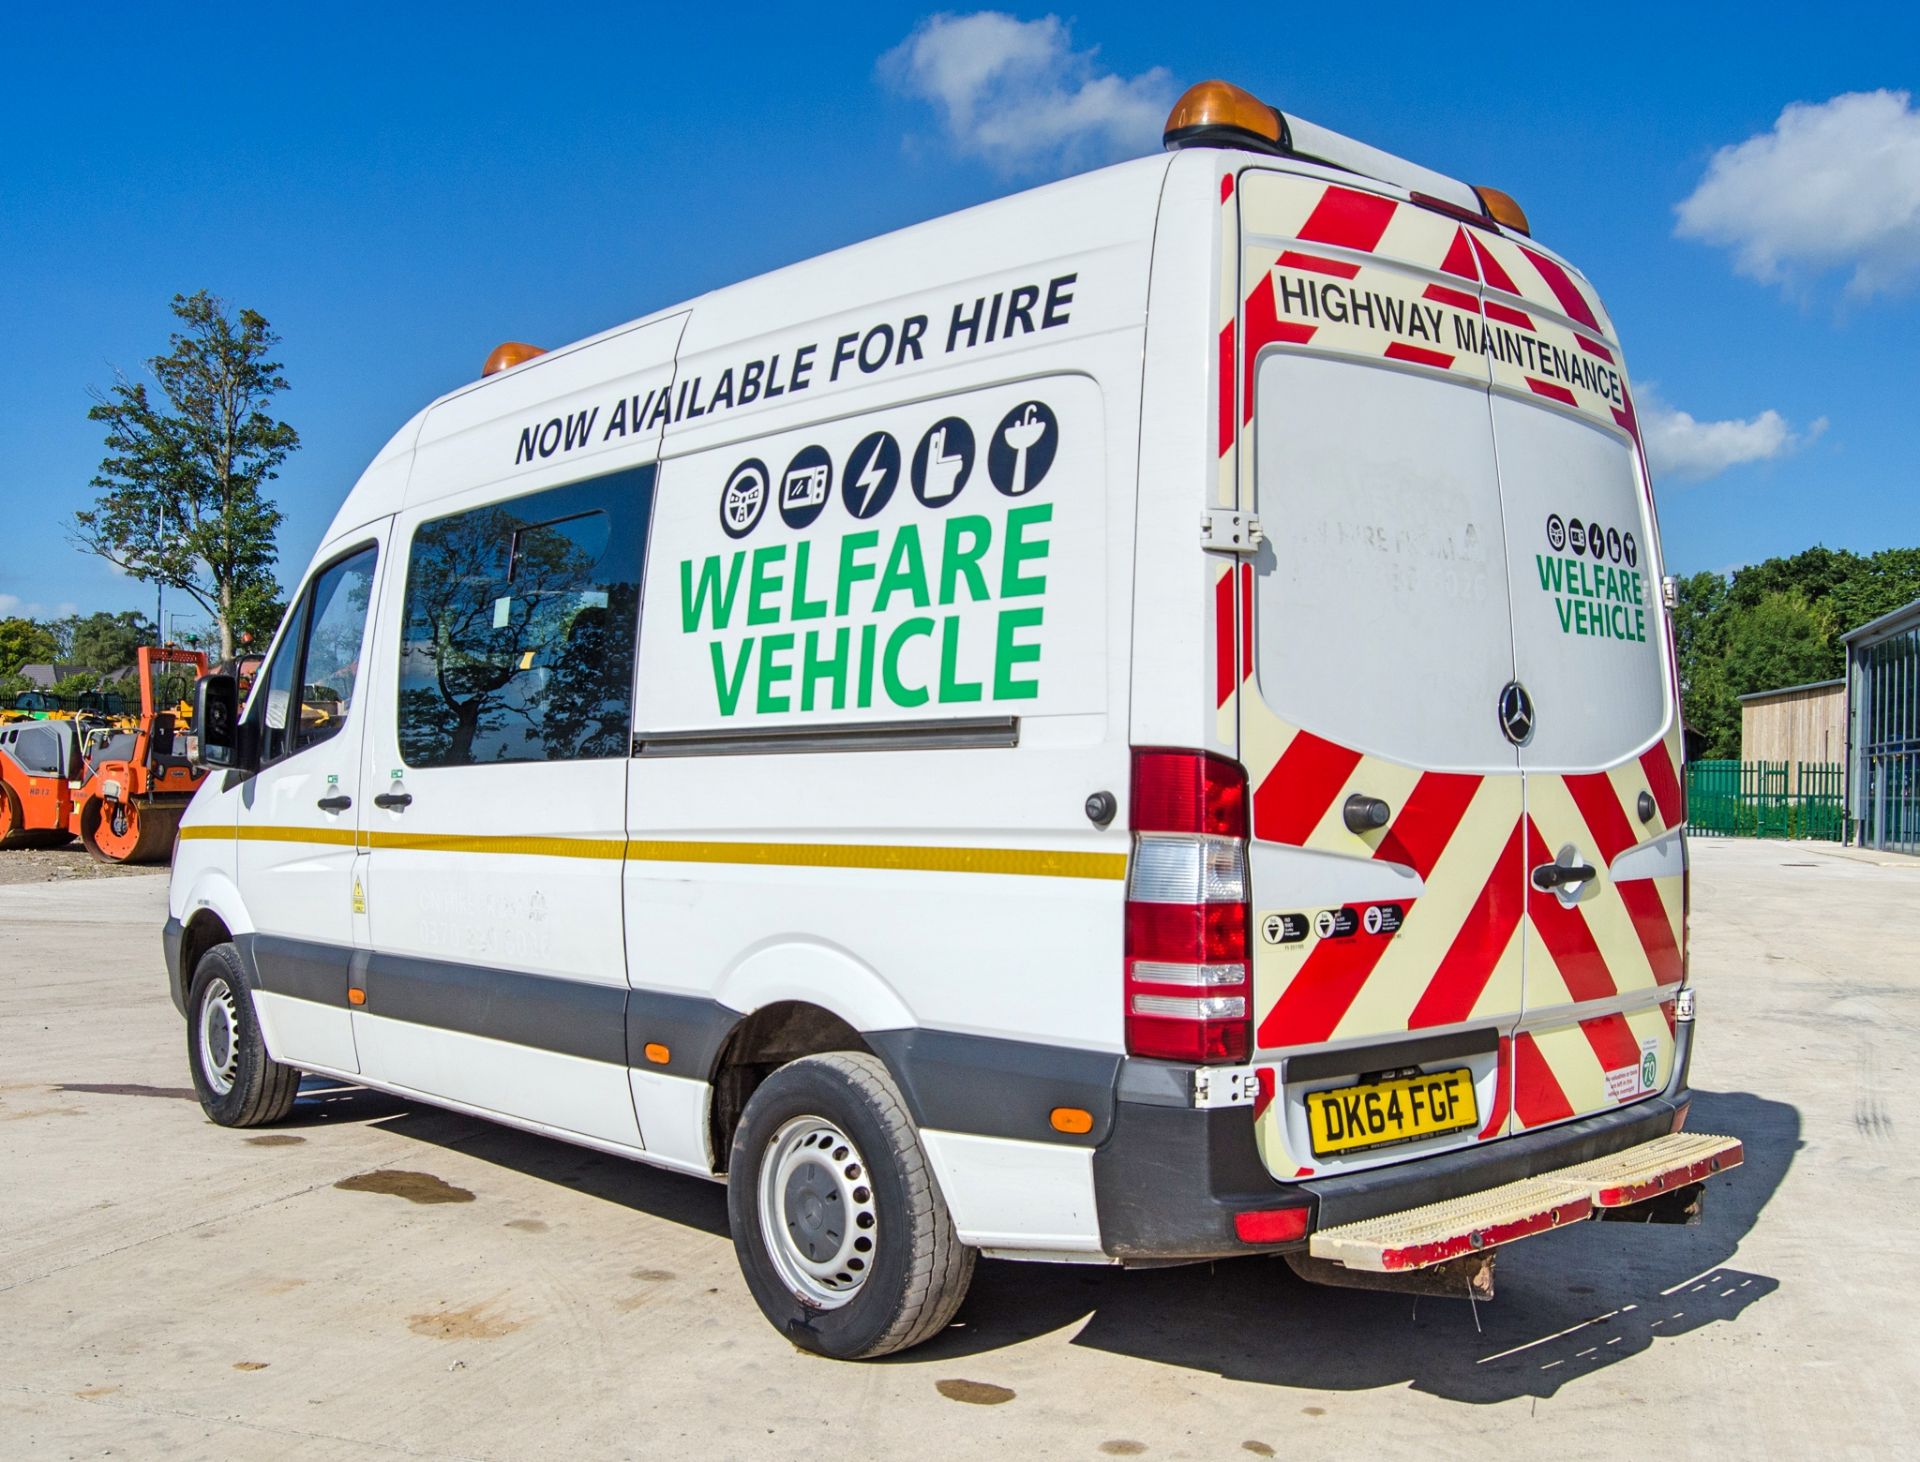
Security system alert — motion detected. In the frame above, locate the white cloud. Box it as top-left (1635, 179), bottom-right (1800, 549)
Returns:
top-left (881, 12), bottom-right (1174, 173)
top-left (0, 593), bottom-right (80, 620)
top-left (1675, 90), bottom-right (1920, 297)
top-left (1639, 383), bottom-right (1827, 483)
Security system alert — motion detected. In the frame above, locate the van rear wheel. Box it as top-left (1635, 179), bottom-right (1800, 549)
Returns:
top-left (728, 1051), bottom-right (974, 1359)
top-left (186, 944), bottom-right (299, 1127)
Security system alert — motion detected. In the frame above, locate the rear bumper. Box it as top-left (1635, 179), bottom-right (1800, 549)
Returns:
top-left (1092, 1016), bottom-right (1694, 1262)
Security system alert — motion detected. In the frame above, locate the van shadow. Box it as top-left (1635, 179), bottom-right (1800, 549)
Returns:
top-left (908, 1089), bottom-right (1797, 1403)
top-left (282, 1077), bottom-right (730, 1239)
top-left (278, 1079), bottom-right (1794, 1401)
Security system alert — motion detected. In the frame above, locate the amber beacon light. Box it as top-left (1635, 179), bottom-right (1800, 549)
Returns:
top-left (483, 340), bottom-right (546, 377)
top-left (1163, 80), bottom-right (1287, 154)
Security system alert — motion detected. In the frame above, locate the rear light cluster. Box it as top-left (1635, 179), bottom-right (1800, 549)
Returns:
top-left (1124, 749), bottom-right (1253, 1063)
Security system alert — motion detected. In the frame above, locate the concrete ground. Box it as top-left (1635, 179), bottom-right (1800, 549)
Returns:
top-left (2, 840), bottom-right (1914, 1460)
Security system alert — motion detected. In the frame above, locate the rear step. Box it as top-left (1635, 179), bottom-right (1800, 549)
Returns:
top-left (1309, 1133), bottom-right (1742, 1274)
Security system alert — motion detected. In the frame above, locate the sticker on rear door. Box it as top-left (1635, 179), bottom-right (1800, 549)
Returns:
top-left (1535, 512), bottom-right (1647, 644)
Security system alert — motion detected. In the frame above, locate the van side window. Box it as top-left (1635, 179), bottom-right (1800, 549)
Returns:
top-left (254, 545), bottom-right (380, 765)
top-left (397, 466), bottom-right (654, 768)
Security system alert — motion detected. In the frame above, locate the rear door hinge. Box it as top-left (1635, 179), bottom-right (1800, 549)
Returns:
top-left (1192, 1065), bottom-right (1262, 1108)
top-left (1201, 510), bottom-right (1264, 555)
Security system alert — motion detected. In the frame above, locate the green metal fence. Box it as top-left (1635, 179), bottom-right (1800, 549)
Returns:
top-left (1685, 759), bottom-right (1846, 840)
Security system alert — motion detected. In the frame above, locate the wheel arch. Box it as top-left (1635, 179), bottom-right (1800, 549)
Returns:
top-left (707, 1000), bottom-right (872, 1175)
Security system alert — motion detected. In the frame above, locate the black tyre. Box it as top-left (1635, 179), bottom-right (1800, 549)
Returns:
top-left (185, 943), bottom-right (298, 1127)
top-left (728, 1051), bottom-right (974, 1359)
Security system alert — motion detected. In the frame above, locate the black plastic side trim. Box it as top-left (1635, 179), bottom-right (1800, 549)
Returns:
top-left (367, 951), bottom-right (626, 1066)
top-left (636, 715), bottom-right (1018, 758)
top-left (1284, 1027), bottom-right (1498, 1084)
top-left (243, 932), bottom-right (351, 1007)
top-left (624, 987), bottom-right (738, 1081)
top-left (866, 1028), bottom-right (1121, 1147)
top-left (162, 916), bottom-right (186, 1016)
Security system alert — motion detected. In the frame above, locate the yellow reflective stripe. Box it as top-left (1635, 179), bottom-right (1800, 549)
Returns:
top-left (364, 830), bottom-right (625, 860)
top-left (179, 823), bottom-right (357, 848)
top-left (178, 824), bottom-right (1123, 880)
top-left (625, 839), bottom-right (1126, 881)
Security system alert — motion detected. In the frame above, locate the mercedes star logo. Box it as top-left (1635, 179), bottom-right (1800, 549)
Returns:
top-left (1498, 681), bottom-right (1536, 746)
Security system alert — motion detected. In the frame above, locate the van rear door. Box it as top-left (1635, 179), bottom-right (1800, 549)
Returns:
top-left (1466, 229), bottom-right (1687, 1135)
top-left (1230, 172), bottom-right (1526, 1183)
top-left (1227, 172), bottom-right (1687, 1183)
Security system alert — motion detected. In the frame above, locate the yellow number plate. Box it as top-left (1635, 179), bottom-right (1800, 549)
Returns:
top-left (1305, 1067), bottom-right (1478, 1157)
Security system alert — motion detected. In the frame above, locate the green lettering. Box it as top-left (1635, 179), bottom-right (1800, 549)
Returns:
top-left (937, 615), bottom-right (982, 703)
top-left (1556, 599), bottom-right (1575, 634)
top-left (939, 515), bottom-right (993, 606)
top-left (875, 526), bottom-right (930, 612)
top-left (680, 553), bottom-right (744, 632)
top-left (883, 617), bottom-right (933, 707)
top-left (835, 531), bottom-right (880, 616)
top-left (709, 638), bottom-right (754, 716)
top-left (857, 622), bottom-right (877, 709)
top-left (1001, 503), bottom-right (1053, 598)
top-left (790, 540), bottom-right (829, 621)
top-left (756, 632), bottom-right (794, 712)
top-left (1536, 554), bottom-right (1563, 592)
top-left (993, 607), bottom-right (1043, 699)
top-left (801, 626), bottom-right (850, 711)
top-left (746, 545), bottom-right (787, 627)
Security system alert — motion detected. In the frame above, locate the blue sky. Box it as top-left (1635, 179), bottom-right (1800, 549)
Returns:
top-left (4, 3), bottom-right (1915, 632)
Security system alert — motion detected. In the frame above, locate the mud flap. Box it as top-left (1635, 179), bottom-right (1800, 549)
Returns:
top-left (1286, 1249), bottom-right (1496, 1300)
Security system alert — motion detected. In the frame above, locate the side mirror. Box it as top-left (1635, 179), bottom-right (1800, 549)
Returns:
top-left (193, 674), bottom-right (252, 771)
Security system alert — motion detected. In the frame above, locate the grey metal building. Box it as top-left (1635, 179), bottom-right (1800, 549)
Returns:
top-left (1845, 596), bottom-right (1920, 854)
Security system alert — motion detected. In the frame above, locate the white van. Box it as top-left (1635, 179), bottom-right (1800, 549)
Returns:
top-left (167, 81), bottom-right (1740, 1359)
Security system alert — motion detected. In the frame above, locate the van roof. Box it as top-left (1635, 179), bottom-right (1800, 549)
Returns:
top-left (322, 128), bottom-right (1580, 544)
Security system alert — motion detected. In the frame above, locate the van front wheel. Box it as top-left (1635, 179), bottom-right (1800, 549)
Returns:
top-left (728, 1051), bottom-right (974, 1359)
top-left (186, 944), bottom-right (299, 1127)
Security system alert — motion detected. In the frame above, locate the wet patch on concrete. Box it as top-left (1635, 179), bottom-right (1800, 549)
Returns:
top-left (232, 1361), bottom-right (270, 1371)
top-left (1099, 1443), bottom-right (1147, 1456)
top-left (245, 1134), bottom-right (306, 1147)
top-left (504, 1218), bottom-right (548, 1233)
top-left (1243, 1443), bottom-right (1276, 1456)
top-left (73, 1386), bottom-right (120, 1400)
top-left (335, 1170), bottom-right (474, 1204)
top-left (407, 1303), bottom-right (522, 1340)
top-left (936, 1379), bottom-right (1016, 1405)
top-left (58, 1082), bottom-right (198, 1101)
top-left (629, 1268), bottom-right (675, 1282)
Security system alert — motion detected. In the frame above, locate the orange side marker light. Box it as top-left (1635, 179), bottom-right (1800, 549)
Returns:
top-left (1050, 1107), bottom-right (1094, 1135)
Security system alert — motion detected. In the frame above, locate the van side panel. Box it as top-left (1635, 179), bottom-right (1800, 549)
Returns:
top-left (623, 165), bottom-right (1168, 1203)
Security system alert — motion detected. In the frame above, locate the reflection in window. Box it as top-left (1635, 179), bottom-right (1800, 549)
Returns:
top-left (297, 551), bottom-right (378, 753)
top-left (397, 467), bottom-right (653, 767)
top-left (252, 544), bottom-right (378, 766)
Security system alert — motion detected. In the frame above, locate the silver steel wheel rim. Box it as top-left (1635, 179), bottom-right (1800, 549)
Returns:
top-left (757, 1115), bottom-right (879, 1310)
top-left (198, 976), bottom-right (242, 1096)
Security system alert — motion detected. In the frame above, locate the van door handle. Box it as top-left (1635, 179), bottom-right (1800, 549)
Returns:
top-left (316, 794), bottom-right (352, 813)
top-left (1531, 861), bottom-right (1597, 891)
top-left (373, 792), bottom-right (413, 811)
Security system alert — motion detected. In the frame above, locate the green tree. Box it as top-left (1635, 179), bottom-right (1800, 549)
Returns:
top-left (59, 610), bottom-right (155, 675)
top-left (0, 617), bottom-right (59, 675)
top-left (73, 291), bottom-right (295, 659)
top-left (227, 578), bottom-right (288, 653)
